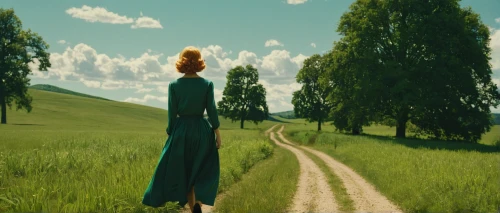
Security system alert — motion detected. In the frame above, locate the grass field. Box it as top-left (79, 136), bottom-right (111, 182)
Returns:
top-left (0, 89), bottom-right (279, 212)
top-left (215, 147), bottom-right (300, 213)
top-left (283, 121), bottom-right (500, 212)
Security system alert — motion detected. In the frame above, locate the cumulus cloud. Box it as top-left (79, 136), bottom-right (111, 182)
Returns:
top-left (310, 43), bottom-right (316, 48)
top-left (490, 26), bottom-right (500, 71)
top-left (265, 39), bottom-right (284, 47)
top-left (66, 5), bottom-right (162, 29)
top-left (124, 94), bottom-right (168, 104)
top-left (66, 5), bottom-right (134, 24)
top-left (131, 12), bottom-right (163, 29)
top-left (57, 40), bottom-right (67, 45)
top-left (30, 43), bottom-right (307, 110)
top-left (496, 18), bottom-right (500, 24)
top-left (287, 0), bottom-right (308, 5)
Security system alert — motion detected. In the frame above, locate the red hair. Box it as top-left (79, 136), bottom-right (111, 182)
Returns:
top-left (175, 46), bottom-right (206, 74)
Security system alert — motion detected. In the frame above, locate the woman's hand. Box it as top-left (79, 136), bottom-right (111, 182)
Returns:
top-left (216, 136), bottom-right (221, 149)
top-left (214, 128), bottom-right (221, 149)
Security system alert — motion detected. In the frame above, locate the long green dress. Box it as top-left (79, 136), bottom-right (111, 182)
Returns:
top-left (142, 77), bottom-right (220, 208)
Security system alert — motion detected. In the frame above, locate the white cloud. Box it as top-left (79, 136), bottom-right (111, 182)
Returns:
top-left (265, 39), bottom-right (284, 47)
top-left (66, 5), bottom-right (134, 24)
top-left (131, 14), bottom-right (163, 29)
top-left (310, 43), bottom-right (316, 48)
top-left (287, 0), bottom-right (308, 5)
top-left (57, 40), bottom-right (67, 45)
top-left (490, 26), bottom-right (500, 71)
top-left (157, 85), bottom-right (169, 94)
top-left (496, 18), bottom-right (500, 24)
top-left (80, 78), bottom-right (101, 88)
top-left (66, 5), bottom-right (162, 29)
top-left (124, 94), bottom-right (168, 104)
top-left (29, 43), bottom-right (308, 112)
top-left (214, 88), bottom-right (223, 103)
top-left (260, 50), bottom-right (307, 77)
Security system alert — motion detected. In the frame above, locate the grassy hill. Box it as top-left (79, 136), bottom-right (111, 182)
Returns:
top-left (4, 88), bottom-right (166, 133)
top-left (271, 110), bottom-right (296, 119)
top-left (30, 84), bottom-right (110, 101)
top-left (1, 86), bottom-right (281, 212)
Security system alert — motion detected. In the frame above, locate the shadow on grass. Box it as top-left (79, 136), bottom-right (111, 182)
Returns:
top-left (10, 123), bottom-right (45, 126)
top-left (360, 133), bottom-right (500, 153)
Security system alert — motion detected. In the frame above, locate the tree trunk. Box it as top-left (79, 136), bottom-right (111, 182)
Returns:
top-left (240, 116), bottom-right (244, 129)
top-left (396, 111), bottom-right (409, 138)
top-left (352, 127), bottom-right (360, 135)
top-left (0, 83), bottom-right (6, 124)
top-left (317, 118), bottom-right (322, 131)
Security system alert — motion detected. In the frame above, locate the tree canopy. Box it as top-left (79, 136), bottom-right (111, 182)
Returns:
top-left (328, 0), bottom-right (500, 142)
top-left (292, 53), bottom-right (333, 131)
top-left (217, 64), bottom-right (269, 129)
top-left (0, 8), bottom-right (51, 124)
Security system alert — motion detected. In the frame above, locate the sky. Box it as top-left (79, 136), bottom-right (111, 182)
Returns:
top-left (2, 0), bottom-right (500, 113)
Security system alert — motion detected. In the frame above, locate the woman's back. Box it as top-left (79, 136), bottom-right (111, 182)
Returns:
top-left (170, 78), bottom-right (211, 115)
top-left (166, 77), bottom-right (220, 134)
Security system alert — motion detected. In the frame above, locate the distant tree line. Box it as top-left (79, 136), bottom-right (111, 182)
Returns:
top-left (292, 0), bottom-right (500, 143)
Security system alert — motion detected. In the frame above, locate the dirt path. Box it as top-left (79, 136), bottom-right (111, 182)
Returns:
top-left (269, 125), bottom-right (339, 212)
top-left (276, 126), bottom-right (403, 213)
top-left (181, 125), bottom-right (279, 213)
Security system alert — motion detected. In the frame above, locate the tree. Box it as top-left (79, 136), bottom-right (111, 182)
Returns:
top-left (0, 8), bottom-right (51, 124)
top-left (331, 0), bottom-right (500, 142)
top-left (217, 64), bottom-right (269, 129)
top-left (326, 42), bottom-right (374, 135)
top-left (292, 54), bottom-right (334, 131)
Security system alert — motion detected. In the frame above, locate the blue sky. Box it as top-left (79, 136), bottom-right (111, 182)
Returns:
top-left (2, 0), bottom-right (500, 113)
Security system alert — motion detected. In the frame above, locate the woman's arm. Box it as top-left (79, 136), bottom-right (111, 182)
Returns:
top-left (206, 81), bottom-right (220, 130)
top-left (166, 83), bottom-right (178, 135)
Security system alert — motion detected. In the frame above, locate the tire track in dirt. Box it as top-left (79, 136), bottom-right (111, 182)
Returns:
top-left (269, 125), bottom-right (339, 213)
top-left (276, 125), bottom-right (403, 213)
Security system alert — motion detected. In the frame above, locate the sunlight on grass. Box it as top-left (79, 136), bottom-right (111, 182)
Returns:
top-left (284, 123), bottom-right (500, 212)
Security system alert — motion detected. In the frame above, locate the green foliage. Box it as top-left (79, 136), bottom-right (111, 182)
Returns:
top-left (30, 84), bottom-right (110, 101)
top-left (292, 54), bottom-right (333, 131)
top-left (217, 64), bottom-right (269, 129)
top-left (329, 0), bottom-right (500, 142)
top-left (0, 8), bottom-right (51, 124)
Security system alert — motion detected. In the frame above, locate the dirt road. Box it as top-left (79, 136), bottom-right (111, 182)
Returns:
top-left (275, 125), bottom-right (402, 213)
top-left (185, 124), bottom-right (402, 212)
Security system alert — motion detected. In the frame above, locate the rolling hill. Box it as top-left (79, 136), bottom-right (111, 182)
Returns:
top-left (271, 110), bottom-right (296, 119)
top-left (30, 84), bottom-right (110, 101)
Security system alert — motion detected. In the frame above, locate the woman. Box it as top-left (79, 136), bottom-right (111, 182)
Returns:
top-left (142, 46), bottom-right (222, 213)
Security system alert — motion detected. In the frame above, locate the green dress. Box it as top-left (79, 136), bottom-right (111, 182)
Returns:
top-left (142, 77), bottom-right (220, 208)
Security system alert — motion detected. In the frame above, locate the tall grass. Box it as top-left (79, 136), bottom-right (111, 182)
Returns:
top-left (0, 129), bottom-right (274, 212)
top-left (215, 147), bottom-right (299, 213)
top-left (284, 124), bottom-right (500, 212)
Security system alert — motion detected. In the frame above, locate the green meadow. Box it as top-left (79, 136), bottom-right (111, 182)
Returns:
top-left (0, 89), bottom-right (279, 212)
top-left (283, 121), bottom-right (500, 213)
top-left (2, 88), bottom-right (500, 213)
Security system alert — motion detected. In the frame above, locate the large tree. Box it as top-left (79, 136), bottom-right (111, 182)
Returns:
top-left (292, 53), bottom-right (334, 131)
top-left (217, 64), bottom-right (269, 129)
top-left (0, 8), bottom-right (51, 124)
top-left (331, 0), bottom-right (500, 142)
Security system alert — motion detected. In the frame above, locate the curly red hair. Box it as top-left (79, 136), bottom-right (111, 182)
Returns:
top-left (175, 46), bottom-right (206, 74)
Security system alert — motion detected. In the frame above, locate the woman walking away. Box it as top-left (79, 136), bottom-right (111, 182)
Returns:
top-left (142, 46), bottom-right (222, 213)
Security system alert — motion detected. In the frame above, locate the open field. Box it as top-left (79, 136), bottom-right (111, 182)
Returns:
top-left (0, 89), bottom-right (278, 212)
top-left (283, 121), bottom-right (500, 212)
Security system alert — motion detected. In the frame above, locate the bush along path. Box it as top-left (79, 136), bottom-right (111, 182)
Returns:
top-left (275, 125), bottom-right (403, 212)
